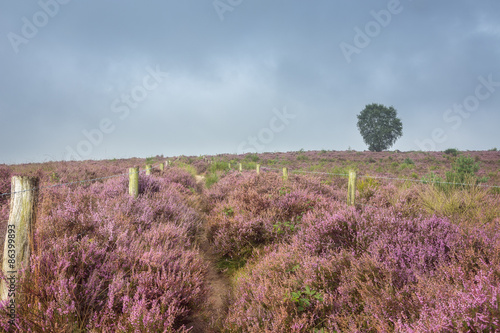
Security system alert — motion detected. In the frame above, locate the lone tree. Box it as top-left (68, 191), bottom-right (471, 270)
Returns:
top-left (357, 103), bottom-right (403, 152)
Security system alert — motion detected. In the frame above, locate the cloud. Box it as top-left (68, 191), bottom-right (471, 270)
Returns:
top-left (0, 1), bottom-right (499, 163)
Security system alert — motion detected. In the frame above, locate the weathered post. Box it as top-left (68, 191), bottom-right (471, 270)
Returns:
top-left (1, 176), bottom-right (38, 309)
top-left (256, 164), bottom-right (261, 175)
top-left (347, 170), bottom-right (357, 206)
top-left (239, 163), bottom-right (242, 172)
top-left (283, 167), bottom-right (289, 181)
top-left (146, 164), bottom-right (152, 176)
top-left (228, 163), bottom-right (231, 170)
top-left (129, 167), bottom-right (139, 198)
top-left (159, 163), bottom-right (164, 172)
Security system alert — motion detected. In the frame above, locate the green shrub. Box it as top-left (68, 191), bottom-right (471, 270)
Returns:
top-left (421, 172), bottom-right (441, 185)
top-left (446, 155), bottom-right (481, 183)
top-left (209, 161), bottom-right (230, 173)
top-left (50, 172), bottom-right (60, 183)
top-left (423, 155), bottom-right (488, 192)
top-left (245, 154), bottom-right (260, 162)
top-left (308, 162), bottom-right (327, 172)
top-left (205, 173), bottom-right (219, 188)
top-left (357, 176), bottom-right (379, 200)
top-left (404, 157), bottom-right (414, 165)
top-left (241, 161), bottom-right (257, 170)
top-left (490, 187), bottom-right (500, 195)
top-left (297, 154), bottom-right (309, 161)
top-left (399, 162), bottom-right (415, 171)
top-left (331, 166), bottom-right (349, 175)
top-left (444, 148), bottom-right (460, 156)
top-left (176, 162), bottom-right (198, 176)
top-left (287, 286), bottom-right (323, 312)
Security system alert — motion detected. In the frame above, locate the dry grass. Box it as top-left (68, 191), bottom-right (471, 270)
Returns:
top-left (418, 179), bottom-right (499, 228)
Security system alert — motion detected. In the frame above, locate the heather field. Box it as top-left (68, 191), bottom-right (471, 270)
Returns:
top-left (0, 150), bottom-right (499, 332)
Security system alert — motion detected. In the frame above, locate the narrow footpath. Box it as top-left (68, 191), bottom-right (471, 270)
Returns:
top-left (187, 175), bottom-right (232, 333)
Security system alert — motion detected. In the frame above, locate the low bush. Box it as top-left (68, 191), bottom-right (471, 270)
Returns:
top-left (444, 148), bottom-right (460, 156)
top-left (223, 201), bottom-right (496, 332)
top-left (245, 154), bottom-right (260, 162)
top-left (0, 172), bottom-right (207, 331)
top-left (403, 157), bottom-right (415, 165)
top-left (422, 155), bottom-right (488, 192)
top-left (357, 176), bottom-right (379, 200)
top-left (205, 172), bottom-right (219, 189)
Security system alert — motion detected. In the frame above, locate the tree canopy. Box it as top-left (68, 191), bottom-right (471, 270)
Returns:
top-left (357, 103), bottom-right (403, 152)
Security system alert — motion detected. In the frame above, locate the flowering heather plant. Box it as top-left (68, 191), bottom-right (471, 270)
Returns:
top-left (223, 245), bottom-right (338, 332)
top-left (0, 166), bottom-right (14, 257)
top-left (0, 151), bottom-right (498, 331)
top-left (399, 265), bottom-right (500, 332)
top-left (206, 172), bottom-right (327, 261)
top-left (8, 159), bottom-right (139, 186)
top-left (364, 212), bottom-right (462, 285)
top-left (224, 244), bottom-right (422, 332)
top-left (363, 183), bottom-right (425, 218)
top-left (298, 206), bottom-right (363, 256)
top-left (162, 167), bottom-right (201, 193)
top-left (0, 170), bottom-right (208, 332)
top-left (301, 206), bottom-right (463, 280)
top-left (220, 178), bottom-right (498, 331)
top-left (207, 172), bottom-right (277, 207)
top-left (0, 166), bottom-right (10, 198)
top-left (190, 159), bottom-right (210, 175)
top-left (210, 214), bottom-right (274, 259)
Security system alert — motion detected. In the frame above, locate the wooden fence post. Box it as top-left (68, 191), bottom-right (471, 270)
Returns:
top-left (145, 165), bottom-right (152, 176)
top-left (1, 176), bottom-right (38, 307)
top-left (239, 163), bottom-right (242, 172)
top-left (228, 163), bottom-right (231, 169)
top-left (347, 170), bottom-right (357, 206)
top-left (256, 164), bottom-right (260, 175)
top-left (129, 167), bottom-right (139, 198)
top-left (283, 167), bottom-right (288, 181)
top-left (159, 163), bottom-right (164, 172)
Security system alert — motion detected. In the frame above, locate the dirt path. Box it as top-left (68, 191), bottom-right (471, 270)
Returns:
top-left (189, 232), bottom-right (232, 332)
top-left (187, 175), bottom-right (231, 333)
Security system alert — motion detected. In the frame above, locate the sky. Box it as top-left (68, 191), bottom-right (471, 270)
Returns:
top-left (0, 0), bottom-right (499, 164)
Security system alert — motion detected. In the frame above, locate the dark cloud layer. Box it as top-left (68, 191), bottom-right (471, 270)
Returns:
top-left (1, 0), bottom-right (499, 164)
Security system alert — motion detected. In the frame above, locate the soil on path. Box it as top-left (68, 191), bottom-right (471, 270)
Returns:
top-left (187, 174), bottom-right (232, 333)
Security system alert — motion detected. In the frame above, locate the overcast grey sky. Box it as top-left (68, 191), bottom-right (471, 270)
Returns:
top-left (1, 0), bottom-right (499, 164)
